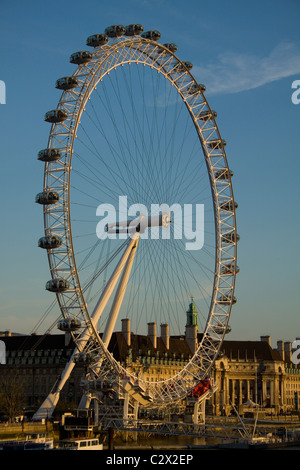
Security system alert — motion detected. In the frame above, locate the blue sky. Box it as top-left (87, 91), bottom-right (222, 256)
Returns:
top-left (0, 0), bottom-right (299, 347)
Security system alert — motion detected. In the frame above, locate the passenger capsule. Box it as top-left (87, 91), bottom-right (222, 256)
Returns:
top-left (183, 61), bottom-right (193, 70)
top-left (221, 264), bottom-right (240, 275)
top-left (104, 25), bottom-right (126, 37)
top-left (174, 61), bottom-right (193, 72)
top-left (73, 352), bottom-right (96, 364)
top-left (141, 30), bottom-right (161, 41)
top-left (46, 278), bottom-right (70, 292)
top-left (197, 110), bottom-right (217, 121)
top-left (187, 83), bottom-right (206, 94)
top-left (44, 109), bottom-right (67, 123)
top-left (213, 324), bottom-right (232, 335)
top-left (207, 139), bottom-right (226, 149)
top-left (222, 232), bottom-right (240, 244)
top-left (57, 318), bottom-right (81, 332)
top-left (37, 148), bottom-right (61, 162)
top-left (217, 292), bottom-right (237, 304)
top-left (70, 51), bottom-right (92, 65)
top-left (38, 235), bottom-right (62, 249)
top-left (163, 43), bottom-right (177, 53)
top-left (125, 24), bottom-right (144, 36)
top-left (35, 191), bottom-right (59, 205)
top-left (55, 76), bottom-right (78, 90)
top-left (215, 169), bottom-right (234, 180)
top-left (86, 33), bottom-right (108, 47)
top-left (220, 200), bottom-right (238, 211)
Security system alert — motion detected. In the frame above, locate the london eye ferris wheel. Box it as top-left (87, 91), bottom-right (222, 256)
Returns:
top-left (34, 24), bottom-right (239, 419)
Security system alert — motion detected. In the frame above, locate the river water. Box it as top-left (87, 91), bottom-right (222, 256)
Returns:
top-left (112, 435), bottom-right (223, 449)
top-left (111, 434), bottom-right (300, 450)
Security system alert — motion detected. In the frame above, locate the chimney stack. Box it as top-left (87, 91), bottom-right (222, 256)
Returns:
top-left (148, 322), bottom-right (157, 348)
top-left (121, 318), bottom-right (131, 346)
top-left (284, 341), bottom-right (292, 363)
top-left (260, 335), bottom-right (271, 346)
top-left (160, 323), bottom-right (169, 350)
top-left (277, 340), bottom-right (284, 360)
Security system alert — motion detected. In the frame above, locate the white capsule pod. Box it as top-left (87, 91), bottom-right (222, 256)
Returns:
top-left (86, 33), bottom-right (108, 47)
top-left (217, 292), bottom-right (237, 304)
top-left (220, 264), bottom-right (240, 275)
top-left (44, 109), bottom-right (68, 123)
top-left (221, 232), bottom-right (240, 244)
top-left (220, 200), bottom-right (238, 211)
top-left (213, 324), bottom-right (232, 334)
top-left (38, 235), bottom-right (62, 249)
top-left (57, 318), bottom-right (81, 332)
top-left (55, 76), bottom-right (78, 90)
top-left (186, 83), bottom-right (206, 94)
top-left (215, 169), bottom-right (233, 180)
top-left (141, 30), bottom-right (161, 41)
top-left (46, 278), bottom-right (70, 292)
top-left (70, 51), bottom-right (92, 65)
top-left (125, 24), bottom-right (144, 36)
top-left (174, 61), bottom-right (193, 72)
top-left (37, 148), bottom-right (61, 162)
top-left (35, 191), bottom-right (59, 205)
top-left (197, 110), bottom-right (217, 121)
top-left (207, 139), bottom-right (226, 149)
top-left (104, 25), bottom-right (126, 37)
top-left (73, 351), bottom-right (96, 364)
top-left (163, 43), bottom-right (177, 53)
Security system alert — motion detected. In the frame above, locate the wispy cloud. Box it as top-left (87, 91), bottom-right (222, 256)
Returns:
top-left (193, 42), bottom-right (300, 95)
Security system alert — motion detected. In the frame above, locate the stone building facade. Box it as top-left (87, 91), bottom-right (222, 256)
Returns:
top-left (0, 327), bottom-right (299, 419)
top-left (212, 335), bottom-right (299, 416)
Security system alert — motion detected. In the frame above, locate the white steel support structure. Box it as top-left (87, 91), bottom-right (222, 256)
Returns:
top-left (33, 234), bottom-right (139, 419)
top-left (102, 236), bottom-right (139, 347)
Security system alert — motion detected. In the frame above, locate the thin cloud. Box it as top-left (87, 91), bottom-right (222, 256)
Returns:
top-left (193, 42), bottom-right (300, 95)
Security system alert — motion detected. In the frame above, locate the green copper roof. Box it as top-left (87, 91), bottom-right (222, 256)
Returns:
top-left (186, 298), bottom-right (198, 331)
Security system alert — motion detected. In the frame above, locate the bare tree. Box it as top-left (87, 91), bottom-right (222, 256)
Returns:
top-left (0, 372), bottom-right (26, 422)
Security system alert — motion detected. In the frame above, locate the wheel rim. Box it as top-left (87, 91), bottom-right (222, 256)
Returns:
top-left (37, 26), bottom-right (238, 406)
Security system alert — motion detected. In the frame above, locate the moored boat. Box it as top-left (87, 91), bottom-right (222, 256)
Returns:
top-left (0, 433), bottom-right (53, 450)
top-left (55, 438), bottom-right (103, 450)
